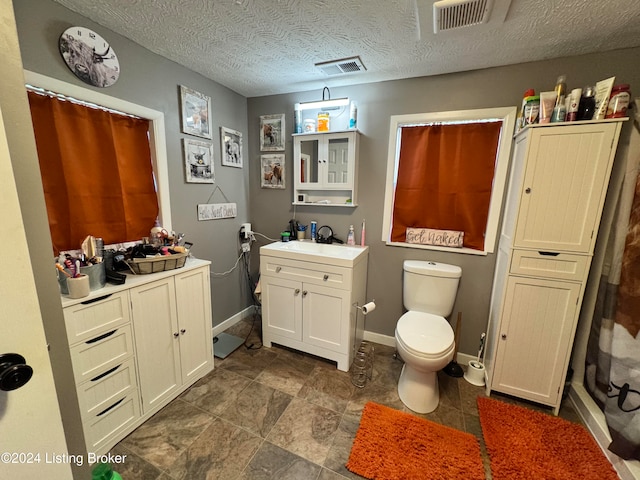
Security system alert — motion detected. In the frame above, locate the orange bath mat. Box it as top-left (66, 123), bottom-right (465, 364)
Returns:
top-left (346, 401), bottom-right (485, 480)
top-left (477, 396), bottom-right (619, 480)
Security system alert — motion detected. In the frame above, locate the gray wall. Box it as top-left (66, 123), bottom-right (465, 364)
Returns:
top-left (248, 48), bottom-right (640, 356)
top-left (13, 0), bottom-right (253, 327)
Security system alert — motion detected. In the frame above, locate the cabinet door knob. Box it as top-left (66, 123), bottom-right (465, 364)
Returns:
top-left (501, 334), bottom-right (507, 340)
top-left (525, 187), bottom-right (531, 194)
top-left (180, 329), bottom-right (186, 334)
top-left (173, 332), bottom-right (180, 338)
top-left (323, 274), bottom-right (329, 281)
top-left (294, 288), bottom-right (300, 295)
top-left (276, 266), bottom-right (282, 273)
top-left (302, 290), bottom-right (308, 296)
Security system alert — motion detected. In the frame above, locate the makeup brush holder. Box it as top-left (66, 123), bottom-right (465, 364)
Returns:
top-left (464, 360), bottom-right (486, 386)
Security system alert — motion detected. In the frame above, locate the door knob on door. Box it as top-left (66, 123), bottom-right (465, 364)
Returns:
top-left (0, 353), bottom-right (33, 391)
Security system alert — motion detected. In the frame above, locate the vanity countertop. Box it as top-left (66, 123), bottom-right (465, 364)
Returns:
top-left (260, 241), bottom-right (368, 268)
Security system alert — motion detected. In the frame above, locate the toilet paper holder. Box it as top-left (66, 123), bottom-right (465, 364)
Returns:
top-left (353, 300), bottom-right (376, 315)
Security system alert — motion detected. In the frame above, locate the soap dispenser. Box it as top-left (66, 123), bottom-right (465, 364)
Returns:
top-left (347, 225), bottom-right (355, 245)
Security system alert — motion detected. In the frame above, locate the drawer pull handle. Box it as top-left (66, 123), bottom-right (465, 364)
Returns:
top-left (276, 267), bottom-right (282, 273)
top-left (538, 251), bottom-right (560, 256)
top-left (90, 364), bottom-right (121, 382)
top-left (96, 398), bottom-right (125, 417)
top-left (294, 289), bottom-right (300, 295)
top-left (323, 274), bottom-right (329, 281)
top-left (85, 329), bottom-right (117, 344)
top-left (81, 294), bottom-right (113, 305)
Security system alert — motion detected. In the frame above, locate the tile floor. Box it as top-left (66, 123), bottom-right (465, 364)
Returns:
top-left (110, 315), bottom-right (584, 479)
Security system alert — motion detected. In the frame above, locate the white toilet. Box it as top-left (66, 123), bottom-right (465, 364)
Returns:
top-left (395, 260), bottom-right (462, 414)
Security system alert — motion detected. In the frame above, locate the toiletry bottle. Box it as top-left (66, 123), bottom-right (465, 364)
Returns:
top-left (294, 103), bottom-right (302, 133)
top-left (349, 101), bottom-right (358, 129)
top-left (554, 75), bottom-right (567, 107)
top-left (347, 225), bottom-right (355, 245)
top-left (577, 86), bottom-right (596, 121)
top-left (516, 89), bottom-right (535, 131)
top-left (551, 95), bottom-right (567, 122)
top-left (360, 219), bottom-right (366, 246)
top-left (566, 88), bottom-right (582, 121)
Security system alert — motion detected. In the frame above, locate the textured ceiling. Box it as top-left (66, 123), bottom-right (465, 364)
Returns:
top-left (51, 0), bottom-right (640, 97)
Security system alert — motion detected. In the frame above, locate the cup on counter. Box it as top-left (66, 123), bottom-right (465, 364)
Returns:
top-left (67, 274), bottom-right (90, 299)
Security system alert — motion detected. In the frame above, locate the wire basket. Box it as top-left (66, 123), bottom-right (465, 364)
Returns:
top-left (125, 251), bottom-right (188, 274)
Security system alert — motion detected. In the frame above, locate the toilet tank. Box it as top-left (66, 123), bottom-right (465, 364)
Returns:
top-left (403, 260), bottom-right (462, 316)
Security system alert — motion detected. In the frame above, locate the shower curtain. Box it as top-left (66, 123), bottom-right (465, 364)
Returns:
top-left (585, 120), bottom-right (640, 461)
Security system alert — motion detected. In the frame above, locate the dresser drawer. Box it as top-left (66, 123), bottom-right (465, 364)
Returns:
top-left (64, 291), bottom-right (130, 345)
top-left (83, 391), bottom-right (140, 454)
top-left (510, 250), bottom-right (589, 281)
top-left (77, 358), bottom-right (138, 422)
top-left (260, 257), bottom-right (352, 289)
top-left (70, 325), bottom-right (134, 384)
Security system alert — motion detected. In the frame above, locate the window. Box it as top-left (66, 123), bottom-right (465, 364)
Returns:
top-left (382, 107), bottom-right (516, 255)
top-left (24, 70), bottom-right (172, 249)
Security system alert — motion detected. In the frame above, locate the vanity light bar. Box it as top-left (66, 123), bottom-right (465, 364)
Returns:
top-left (298, 98), bottom-right (350, 111)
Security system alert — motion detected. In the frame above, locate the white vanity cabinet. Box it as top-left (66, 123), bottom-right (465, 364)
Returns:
top-left (260, 242), bottom-right (368, 371)
top-left (485, 119), bottom-right (626, 414)
top-left (293, 130), bottom-right (359, 206)
top-left (61, 259), bottom-right (213, 455)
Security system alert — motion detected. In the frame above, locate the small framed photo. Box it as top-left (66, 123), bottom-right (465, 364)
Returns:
top-left (260, 114), bottom-right (285, 151)
top-left (183, 138), bottom-right (214, 183)
top-left (180, 85), bottom-right (212, 139)
top-left (220, 127), bottom-right (243, 168)
top-left (261, 154), bottom-right (285, 189)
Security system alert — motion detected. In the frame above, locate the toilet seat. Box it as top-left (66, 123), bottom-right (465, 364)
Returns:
top-left (396, 311), bottom-right (454, 358)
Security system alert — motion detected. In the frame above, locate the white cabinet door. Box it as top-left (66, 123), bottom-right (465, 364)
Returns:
top-left (302, 283), bottom-right (350, 354)
top-left (491, 275), bottom-right (580, 406)
top-left (130, 277), bottom-right (181, 413)
top-left (513, 123), bottom-right (617, 253)
top-left (262, 277), bottom-right (303, 342)
top-left (174, 267), bottom-right (213, 384)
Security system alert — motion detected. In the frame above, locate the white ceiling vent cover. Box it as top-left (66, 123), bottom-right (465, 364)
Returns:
top-left (433, 0), bottom-right (506, 33)
top-left (315, 57), bottom-right (366, 76)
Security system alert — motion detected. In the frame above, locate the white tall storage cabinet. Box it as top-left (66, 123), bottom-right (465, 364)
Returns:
top-left (484, 119), bottom-right (626, 414)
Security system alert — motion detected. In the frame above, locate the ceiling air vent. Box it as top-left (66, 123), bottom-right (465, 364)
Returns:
top-left (433, 0), bottom-right (494, 33)
top-left (315, 57), bottom-right (366, 76)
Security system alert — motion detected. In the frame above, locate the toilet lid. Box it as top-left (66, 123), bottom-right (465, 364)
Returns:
top-left (397, 311), bottom-right (454, 356)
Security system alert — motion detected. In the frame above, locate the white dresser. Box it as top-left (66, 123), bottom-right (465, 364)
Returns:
top-left (61, 258), bottom-right (213, 455)
top-left (484, 119), bottom-right (626, 414)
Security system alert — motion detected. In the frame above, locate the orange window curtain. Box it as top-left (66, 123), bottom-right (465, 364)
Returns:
top-left (391, 122), bottom-right (502, 251)
top-left (28, 91), bottom-right (159, 253)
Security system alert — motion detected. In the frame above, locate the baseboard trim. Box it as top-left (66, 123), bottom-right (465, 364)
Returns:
top-left (361, 331), bottom-right (477, 366)
top-left (212, 306), bottom-right (256, 338)
top-left (569, 384), bottom-right (640, 480)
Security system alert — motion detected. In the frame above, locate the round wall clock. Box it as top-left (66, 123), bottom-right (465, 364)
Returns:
top-left (59, 26), bottom-right (120, 87)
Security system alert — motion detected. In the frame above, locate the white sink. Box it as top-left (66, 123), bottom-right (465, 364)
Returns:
top-left (260, 241), bottom-right (368, 267)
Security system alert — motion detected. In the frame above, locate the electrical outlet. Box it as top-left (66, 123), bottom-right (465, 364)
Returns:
top-left (241, 243), bottom-right (251, 252)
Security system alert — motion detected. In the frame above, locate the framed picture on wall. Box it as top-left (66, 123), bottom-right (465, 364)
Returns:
top-left (183, 138), bottom-right (214, 183)
top-left (180, 85), bottom-right (212, 139)
top-left (220, 127), bottom-right (243, 168)
top-left (261, 154), bottom-right (285, 189)
top-left (260, 113), bottom-right (285, 151)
